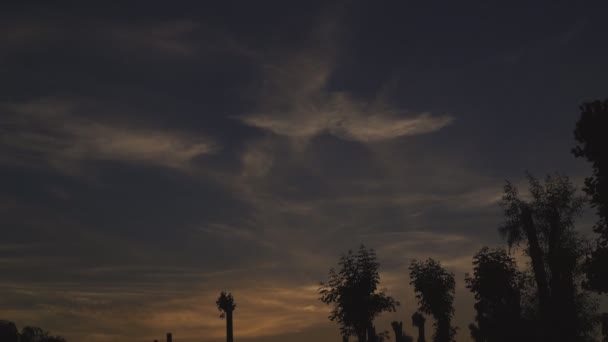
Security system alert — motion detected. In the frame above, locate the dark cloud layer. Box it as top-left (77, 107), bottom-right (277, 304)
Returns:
top-left (1, 2), bottom-right (608, 341)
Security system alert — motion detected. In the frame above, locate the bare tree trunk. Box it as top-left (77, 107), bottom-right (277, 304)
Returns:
top-left (226, 310), bottom-right (233, 342)
top-left (416, 325), bottom-right (425, 342)
top-left (418, 327), bottom-right (425, 342)
top-left (391, 321), bottom-right (404, 342)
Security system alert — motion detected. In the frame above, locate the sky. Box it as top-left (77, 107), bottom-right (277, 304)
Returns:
top-left (1, 1), bottom-right (608, 341)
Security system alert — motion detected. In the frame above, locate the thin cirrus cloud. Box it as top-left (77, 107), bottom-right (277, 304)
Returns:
top-left (0, 98), bottom-right (218, 172)
top-left (240, 52), bottom-right (454, 143)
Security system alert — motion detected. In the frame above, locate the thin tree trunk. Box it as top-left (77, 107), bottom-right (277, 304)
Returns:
top-left (226, 310), bottom-right (233, 342)
top-left (417, 325), bottom-right (425, 342)
top-left (391, 321), bottom-right (404, 342)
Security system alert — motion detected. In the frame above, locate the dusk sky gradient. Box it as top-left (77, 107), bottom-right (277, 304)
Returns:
top-left (1, 1), bottom-right (608, 341)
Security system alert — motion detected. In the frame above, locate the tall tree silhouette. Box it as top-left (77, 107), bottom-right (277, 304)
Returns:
top-left (500, 179), bottom-right (550, 327)
top-left (465, 247), bottom-right (525, 342)
top-left (411, 312), bottom-right (426, 342)
top-left (216, 291), bottom-right (236, 342)
top-left (573, 99), bottom-right (608, 293)
top-left (319, 245), bottom-right (399, 342)
top-left (409, 258), bottom-right (456, 342)
top-left (500, 174), bottom-right (595, 341)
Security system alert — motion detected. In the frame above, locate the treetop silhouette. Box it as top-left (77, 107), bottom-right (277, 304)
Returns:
top-left (409, 258), bottom-right (456, 342)
top-left (319, 245), bottom-right (399, 342)
top-left (465, 247), bottom-right (526, 342)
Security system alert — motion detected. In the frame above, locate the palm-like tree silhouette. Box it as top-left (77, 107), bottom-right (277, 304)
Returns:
top-left (216, 292), bottom-right (236, 342)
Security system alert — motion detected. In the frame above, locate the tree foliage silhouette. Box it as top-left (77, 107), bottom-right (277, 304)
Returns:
top-left (500, 178), bottom-right (551, 323)
top-left (573, 99), bottom-right (608, 293)
top-left (19, 326), bottom-right (66, 342)
top-left (499, 174), bottom-right (596, 341)
top-left (43, 337), bottom-right (67, 342)
top-left (409, 258), bottom-right (456, 342)
top-left (465, 247), bottom-right (525, 342)
top-left (0, 321), bottom-right (18, 342)
top-left (319, 245), bottom-right (399, 342)
top-left (216, 291), bottom-right (236, 342)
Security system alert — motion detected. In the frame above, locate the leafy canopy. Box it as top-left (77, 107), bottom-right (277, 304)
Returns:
top-left (319, 245), bottom-right (399, 338)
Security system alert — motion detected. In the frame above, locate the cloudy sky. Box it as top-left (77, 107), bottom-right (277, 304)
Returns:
top-left (1, 1), bottom-right (607, 341)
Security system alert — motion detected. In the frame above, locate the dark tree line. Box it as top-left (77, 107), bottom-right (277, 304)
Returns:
top-left (319, 174), bottom-right (601, 342)
top-left (0, 321), bottom-right (66, 342)
top-left (318, 100), bottom-right (607, 342)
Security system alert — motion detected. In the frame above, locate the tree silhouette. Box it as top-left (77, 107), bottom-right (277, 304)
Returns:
top-left (319, 245), bottom-right (399, 342)
top-left (411, 312), bottom-right (426, 342)
top-left (500, 174), bottom-right (596, 341)
top-left (21, 326), bottom-right (48, 342)
top-left (409, 258), bottom-right (456, 342)
top-left (573, 99), bottom-right (608, 293)
top-left (216, 291), bottom-right (236, 342)
top-left (18, 326), bottom-right (66, 342)
top-left (465, 247), bottom-right (525, 342)
top-left (0, 321), bottom-right (18, 342)
top-left (500, 179), bottom-right (551, 327)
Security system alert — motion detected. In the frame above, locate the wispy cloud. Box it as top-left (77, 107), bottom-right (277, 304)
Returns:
top-left (0, 98), bottom-right (218, 173)
top-left (240, 44), bottom-right (453, 144)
